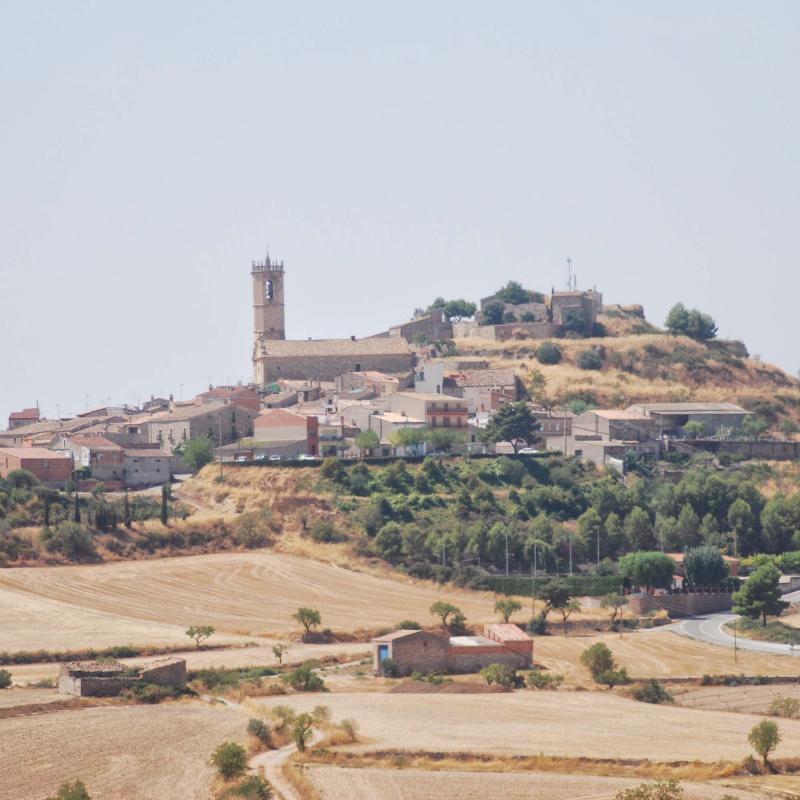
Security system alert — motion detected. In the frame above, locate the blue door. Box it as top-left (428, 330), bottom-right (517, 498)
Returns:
top-left (378, 644), bottom-right (389, 664)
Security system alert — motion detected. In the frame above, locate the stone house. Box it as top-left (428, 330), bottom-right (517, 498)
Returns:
top-left (0, 447), bottom-right (73, 488)
top-left (123, 449), bottom-right (172, 487)
top-left (550, 289), bottom-right (602, 334)
top-left (59, 657), bottom-right (186, 697)
top-left (373, 624), bottom-right (533, 676)
top-left (571, 409), bottom-right (657, 443)
top-left (444, 368), bottom-right (518, 414)
top-left (55, 435), bottom-right (125, 482)
top-left (144, 402), bottom-right (257, 454)
top-left (387, 309), bottom-right (453, 342)
top-left (335, 370), bottom-right (404, 398)
top-left (196, 385), bottom-right (261, 413)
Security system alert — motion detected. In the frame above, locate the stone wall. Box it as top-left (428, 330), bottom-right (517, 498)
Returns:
top-left (446, 646), bottom-right (528, 672)
top-left (139, 657), bottom-right (187, 688)
top-left (390, 310), bottom-right (453, 342)
top-left (452, 321), bottom-right (558, 341)
top-left (627, 591), bottom-right (733, 618)
top-left (690, 440), bottom-right (800, 461)
top-left (260, 353), bottom-right (415, 383)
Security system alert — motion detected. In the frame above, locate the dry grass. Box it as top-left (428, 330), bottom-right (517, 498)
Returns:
top-left (304, 765), bottom-right (770, 800)
top-left (534, 628), bottom-right (800, 685)
top-left (0, 549), bottom-right (497, 652)
top-left (0, 703), bottom-right (245, 800)
top-left (674, 682), bottom-right (800, 715)
top-left (454, 332), bottom-right (800, 410)
top-left (251, 689), bottom-right (800, 762)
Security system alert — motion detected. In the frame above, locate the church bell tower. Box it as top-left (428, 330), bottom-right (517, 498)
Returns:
top-left (251, 253), bottom-right (286, 341)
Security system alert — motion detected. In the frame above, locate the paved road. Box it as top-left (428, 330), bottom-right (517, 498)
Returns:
top-left (677, 610), bottom-right (800, 657)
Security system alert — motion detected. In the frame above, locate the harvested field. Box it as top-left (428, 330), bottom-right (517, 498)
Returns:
top-left (0, 550), bottom-right (494, 652)
top-left (534, 628), bottom-right (800, 684)
top-left (674, 682), bottom-right (800, 714)
top-left (0, 687), bottom-right (62, 709)
top-left (254, 691), bottom-right (800, 761)
top-left (0, 703), bottom-right (244, 800)
top-left (305, 766), bottom-right (767, 800)
top-left (389, 680), bottom-right (507, 694)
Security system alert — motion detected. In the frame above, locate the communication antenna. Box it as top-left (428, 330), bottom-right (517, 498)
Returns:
top-left (566, 256), bottom-right (577, 291)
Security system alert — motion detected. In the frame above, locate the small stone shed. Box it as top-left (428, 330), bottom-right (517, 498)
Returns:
top-left (58, 657), bottom-right (187, 697)
top-left (373, 624), bottom-right (533, 676)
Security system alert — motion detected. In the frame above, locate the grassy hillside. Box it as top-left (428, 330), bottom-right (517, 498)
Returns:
top-left (453, 330), bottom-right (800, 424)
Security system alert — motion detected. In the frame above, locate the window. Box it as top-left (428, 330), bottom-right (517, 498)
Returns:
top-left (355, 363), bottom-right (361, 372)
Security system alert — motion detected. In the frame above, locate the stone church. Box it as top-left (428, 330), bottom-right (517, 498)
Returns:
top-left (251, 255), bottom-right (414, 385)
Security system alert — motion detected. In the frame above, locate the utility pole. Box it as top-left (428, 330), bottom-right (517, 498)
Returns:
top-left (531, 540), bottom-right (538, 616)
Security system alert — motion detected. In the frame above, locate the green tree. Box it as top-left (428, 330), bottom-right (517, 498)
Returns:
top-left (293, 607), bottom-right (322, 634)
top-left (665, 302), bottom-right (717, 340)
top-left (186, 625), bottom-right (215, 648)
top-left (482, 402), bottom-right (541, 453)
top-left (682, 421), bottom-right (706, 440)
top-left (535, 341), bottom-right (562, 365)
top-left (46, 782), bottom-right (91, 800)
top-left (160, 483), bottom-right (169, 525)
top-left (600, 593), bottom-right (628, 624)
top-left (618, 551), bottom-right (675, 593)
top-left (41, 522), bottom-right (97, 562)
top-left (282, 664), bottom-right (326, 692)
top-left (675, 504), bottom-right (701, 548)
top-left (443, 298), bottom-right (477, 320)
top-left (683, 546), bottom-right (728, 587)
top-left (733, 563), bottom-right (788, 626)
top-left (537, 581), bottom-right (572, 621)
top-left (578, 508), bottom-right (604, 561)
top-left (212, 741), bottom-right (248, 780)
top-left (779, 418), bottom-right (798, 440)
top-left (177, 436), bottom-right (214, 472)
top-left (355, 429), bottom-right (380, 455)
top-left (494, 280), bottom-right (531, 304)
top-left (494, 598), bottom-right (522, 623)
top-left (728, 498), bottom-right (758, 556)
top-left (374, 522), bottom-right (404, 563)
top-left (272, 643), bottom-right (288, 665)
top-left (389, 427), bottom-right (427, 452)
top-left (580, 642), bottom-right (614, 680)
top-left (748, 719), bottom-right (781, 767)
top-left (741, 416), bottom-right (770, 441)
top-left (624, 508), bottom-right (655, 551)
top-left (292, 712), bottom-right (315, 752)
top-left (430, 601), bottom-right (461, 627)
top-left (480, 663), bottom-right (519, 687)
top-left (0, 668), bottom-right (11, 689)
top-left (482, 301), bottom-right (505, 325)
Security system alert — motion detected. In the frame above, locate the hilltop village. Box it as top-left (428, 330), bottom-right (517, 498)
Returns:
top-left (3, 252), bottom-right (797, 492)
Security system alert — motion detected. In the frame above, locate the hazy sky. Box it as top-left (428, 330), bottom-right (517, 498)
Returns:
top-left (1, 2), bottom-right (798, 422)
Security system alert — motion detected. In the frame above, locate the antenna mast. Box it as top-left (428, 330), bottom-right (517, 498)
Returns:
top-left (566, 257), bottom-right (577, 291)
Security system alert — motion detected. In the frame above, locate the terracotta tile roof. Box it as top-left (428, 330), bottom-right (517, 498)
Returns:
top-left (147, 402), bottom-right (229, 422)
top-left (258, 338), bottom-right (412, 357)
top-left (9, 408), bottom-right (39, 420)
top-left (485, 623), bottom-right (532, 642)
top-left (0, 447), bottom-right (72, 459)
top-left (68, 435), bottom-right (122, 450)
top-left (255, 409), bottom-right (306, 427)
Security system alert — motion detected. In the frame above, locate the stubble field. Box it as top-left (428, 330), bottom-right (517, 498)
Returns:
top-left (0, 550), bottom-right (494, 652)
top-left (0, 703), bottom-right (244, 800)
top-left (306, 766), bottom-right (767, 800)
top-left (254, 690), bottom-right (800, 762)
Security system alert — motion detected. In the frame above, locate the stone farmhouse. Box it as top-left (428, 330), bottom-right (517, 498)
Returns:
top-left (59, 657), bottom-right (186, 697)
top-left (372, 624), bottom-right (533, 676)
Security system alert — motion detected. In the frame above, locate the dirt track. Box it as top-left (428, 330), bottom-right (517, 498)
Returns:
top-left (0, 703), bottom-right (244, 800)
top-left (0, 550), bottom-right (495, 651)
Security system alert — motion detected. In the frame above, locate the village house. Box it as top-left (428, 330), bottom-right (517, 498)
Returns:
top-left (373, 624), bottom-right (533, 676)
top-left (443, 368), bottom-right (518, 414)
top-left (0, 447), bottom-right (73, 488)
top-left (7, 407), bottom-right (40, 429)
top-left (196, 385), bottom-right (261, 413)
top-left (55, 435), bottom-right (125, 482)
top-left (144, 402), bottom-right (257, 454)
top-left (123, 449), bottom-right (172, 487)
top-left (388, 392), bottom-right (468, 429)
top-left (335, 370), bottom-right (405, 399)
top-left (626, 402), bottom-right (752, 437)
top-left (251, 408), bottom-right (320, 457)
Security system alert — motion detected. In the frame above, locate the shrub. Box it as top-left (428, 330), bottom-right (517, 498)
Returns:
top-left (630, 679), bottom-right (673, 705)
top-left (339, 718), bottom-right (359, 742)
top-left (615, 780), bottom-right (684, 800)
top-left (123, 682), bottom-right (181, 704)
top-left (308, 518), bottom-right (343, 543)
top-left (379, 658), bottom-right (400, 678)
top-left (535, 341), bottom-right (562, 365)
top-left (580, 642), bottom-right (614, 679)
top-left (211, 741), bottom-right (248, 780)
top-left (247, 717), bottom-right (272, 745)
top-left (46, 781), bottom-right (91, 800)
top-left (598, 667), bottom-right (630, 689)
top-left (576, 349), bottom-right (603, 370)
top-left (526, 670), bottom-right (563, 690)
top-left (397, 620), bottom-right (422, 630)
top-left (292, 712), bottom-right (314, 752)
top-left (480, 662), bottom-right (520, 688)
top-left (769, 696), bottom-right (800, 718)
top-left (527, 612), bottom-right (548, 635)
top-left (41, 522), bottom-right (97, 561)
top-left (219, 775), bottom-right (273, 799)
top-left (281, 664), bottom-right (327, 692)
top-left (0, 668), bottom-right (11, 689)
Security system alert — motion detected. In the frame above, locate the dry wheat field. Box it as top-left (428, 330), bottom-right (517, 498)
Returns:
top-left (0, 550), bottom-right (494, 652)
top-left (0, 704), bottom-right (244, 800)
top-left (255, 691), bottom-right (800, 762)
top-left (305, 766), bottom-right (769, 800)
